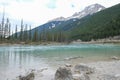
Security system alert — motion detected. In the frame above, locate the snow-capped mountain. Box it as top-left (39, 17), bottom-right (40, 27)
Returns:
top-left (49, 3), bottom-right (105, 22)
top-left (48, 17), bottom-right (66, 22)
top-left (69, 3), bottom-right (105, 19)
top-left (36, 3), bottom-right (106, 31)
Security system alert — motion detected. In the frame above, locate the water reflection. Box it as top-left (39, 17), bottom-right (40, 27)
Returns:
top-left (0, 44), bottom-right (120, 80)
top-left (0, 46), bottom-right (50, 80)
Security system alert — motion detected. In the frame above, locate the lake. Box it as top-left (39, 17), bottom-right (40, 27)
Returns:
top-left (0, 44), bottom-right (120, 80)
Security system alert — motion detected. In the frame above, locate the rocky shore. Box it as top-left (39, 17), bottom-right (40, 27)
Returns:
top-left (17, 59), bottom-right (120, 80)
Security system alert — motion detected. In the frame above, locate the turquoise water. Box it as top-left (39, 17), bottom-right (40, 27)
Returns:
top-left (0, 44), bottom-right (120, 80)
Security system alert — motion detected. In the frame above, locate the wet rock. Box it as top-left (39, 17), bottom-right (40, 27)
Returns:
top-left (111, 56), bottom-right (120, 60)
top-left (39, 68), bottom-right (48, 72)
top-left (73, 73), bottom-right (90, 80)
top-left (99, 74), bottom-right (120, 80)
top-left (115, 74), bottom-right (120, 80)
top-left (64, 56), bottom-right (83, 61)
top-left (65, 64), bottom-right (72, 67)
top-left (55, 66), bottom-right (73, 80)
top-left (73, 74), bottom-right (80, 80)
top-left (19, 72), bottom-right (35, 80)
top-left (115, 74), bottom-right (120, 78)
top-left (74, 63), bottom-right (94, 74)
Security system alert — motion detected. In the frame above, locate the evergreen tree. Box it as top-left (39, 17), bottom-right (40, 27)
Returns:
top-left (8, 23), bottom-right (11, 40)
top-left (29, 25), bottom-right (32, 41)
top-left (4, 18), bottom-right (9, 38)
top-left (19, 19), bottom-right (24, 41)
top-left (1, 7), bottom-right (5, 39)
top-left (10, 31), bottom-right (14, 42)
top-left (0, 24), bottom-right (2, 41)
top-left (15, 25), bottom-right (18, 39)
top-left (43, 27), bottom-right (46, 41)
top-left (33, 28), bottom-right (38, 42)
top-left (23, 24), bottom-right (28, 42)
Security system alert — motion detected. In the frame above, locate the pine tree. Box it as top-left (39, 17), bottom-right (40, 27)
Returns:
top-left (1, 7), bottom-right (5, 39)
top-left (0, 24), bottom-right (2, 41)
top-left (29, 25), bottom-right (32, 42)
top-left (23, 24), bottom-right (28, 42)
top-left (8, 23), bottom-right (11, 40)
top-left (15, 25), bottom-right (18, 39)
top-left (19, 19), bottom-right (24, 41)
top-left (33, 28), bottom-right (38, 42)
top-left (4, 18), bottom-right (9, 38)
top-left (10, 31), bottom-right (14, 42)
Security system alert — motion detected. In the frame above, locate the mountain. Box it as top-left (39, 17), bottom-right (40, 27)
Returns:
top-left (33, 3), bottom-right (105, 32)
top-left (67, 3), bottom-right (105, 19)
top-left (48, 3), bottom-right (105, 22)
top-left (15, 3), bottom-right (120, 42)
top-left (61, 3), bottom-right (120, 41)
top-left (48, 17), bottom-right (66, 22)
top-left (43, 3), bottom-right (120, 42)
top-left (27, 3), bottom-right (107, 42)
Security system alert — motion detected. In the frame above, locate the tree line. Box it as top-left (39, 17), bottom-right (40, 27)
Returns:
top-left (0, 17), bottom-right (68, 44)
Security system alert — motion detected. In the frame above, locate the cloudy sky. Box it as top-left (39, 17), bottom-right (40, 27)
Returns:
top-left (0, 0), bottom-right (120, 30)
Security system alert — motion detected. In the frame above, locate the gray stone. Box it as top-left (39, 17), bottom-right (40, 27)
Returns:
top-left (115, 74), bottom-right (120, 80)
top-left (55, 66), bottom-right (73, 80)
top-left (99, 74), bottom-right (120, 80)
top-left (111, 56), bottom-right (120, 60)
top-left (73, 73), bottom-right (90, 80)
top-left (74, 63), bottom-right (94, 74)
top-left (64, 56), bottom-right (83, 61)
top-left (65, 64), bottom-right (72, 67)
top-left (19, 72), bottom-right (35, 80)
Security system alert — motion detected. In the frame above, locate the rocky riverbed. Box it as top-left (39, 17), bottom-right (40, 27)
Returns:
top-left (16, 60), bottom-right (120, 80)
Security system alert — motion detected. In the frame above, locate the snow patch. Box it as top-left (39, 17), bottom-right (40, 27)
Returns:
top-left (51, 23), bottom-right (55, 28)
top-left (73, 19), bottom-right (76, 21)
top-left (90, 5), bottom-right (95, 9)
top-left (98, 8), bottom-right (102, 12)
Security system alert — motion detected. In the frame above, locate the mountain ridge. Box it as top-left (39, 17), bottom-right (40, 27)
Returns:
top-left (48, 3), bottom-right (105, 22)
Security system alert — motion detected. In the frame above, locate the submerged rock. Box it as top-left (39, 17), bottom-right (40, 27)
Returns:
top-left (65, 64), bottom-right (72, 67)
top-left (55, 66), bottom-right (73, 80)
top-left (74, 63), bottom-right (94, 74)
top-left (19, 72), bottom-right (35, 80)
top-left (111, 56), bottom-right (120, 60)
top-left (39, 68), bottom-right (48, 72)
top-left (64, 56), bottom-right (83, 61)
top-left (73, 73), bottom-right (90, 80)
top-left (99, 74), bottom-right (120, 80)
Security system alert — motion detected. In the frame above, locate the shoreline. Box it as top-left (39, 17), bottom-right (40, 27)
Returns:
top-left (0, 40), bottom-right (120, 46)
top-left (71, 40), bottom-right (120, 44)
top-left (0, 42), bottom-right (68, 46)
top-left (15, 60), bottom-right (120, 80)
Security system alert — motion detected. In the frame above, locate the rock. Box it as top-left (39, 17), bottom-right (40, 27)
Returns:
top-left (111, 56), bottom-right (120, 60)
top-left (74, 63), bottom-right (94, 74)
top-left (19, 72), bottom-right (35, 80)
top-left (115, 74), bottom-right (120, 80)
top-left (73, 73), bottom-right (90, 80)
top-left (55, 66), bottom-right (73, 80)
top-left (115, 74), bottom-right (120, 78)
top-left (79, 74), bottom-right (90, 80)
top-left (29, 69), bottom-right (36, 72)
top-left (65, 64), bottom-right (72, 67)
top-left (99, 74), bottom-right (120, 80)
top-left (64, 56), bottom-right (83, 61)
top-left (73, 74), bottom-right (80, 80)
top-left (39, 68), bottom-right (48, 72)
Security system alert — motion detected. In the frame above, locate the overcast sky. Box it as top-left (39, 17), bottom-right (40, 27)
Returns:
top-left (0, 0), bottom-right (120, 30)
